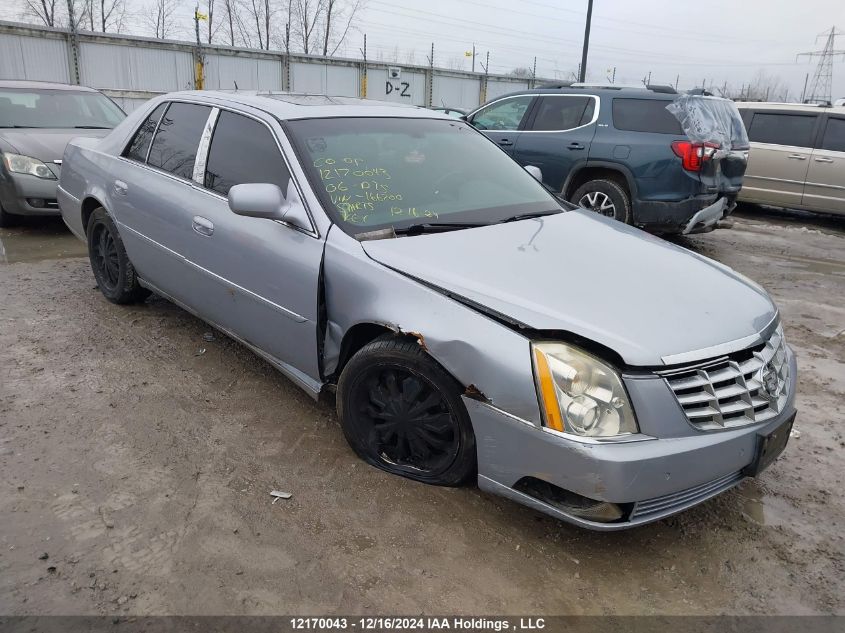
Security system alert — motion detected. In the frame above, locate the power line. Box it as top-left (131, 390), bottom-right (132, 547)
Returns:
top-left (798, 26), bottom-right (845, 104)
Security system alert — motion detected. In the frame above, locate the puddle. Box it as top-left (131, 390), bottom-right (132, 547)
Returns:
top-left (733, 205), bottom-right (845, 236)
top-left (734, 480), bottom-right (789, 527)
top-left (0, 218), bottom-right (87, 263)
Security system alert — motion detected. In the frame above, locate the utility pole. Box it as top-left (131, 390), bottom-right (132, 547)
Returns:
top-left (359, 34), bottom-right (368, 98)
top-left (193, 5), bottom-right (205, 90)
top-left (65, 0), bottom-right (80, 84)
top-left (532, 56), bottom-right (537, 88)
top-left (675, 74), bottom-right (679, 90)
top-left (579, 0), bottom-right (593, 82)
top-left (798, 26), bottom-right (845, 104)
top-left (472, 43), bottom-right (476, 73)
top-left (427, 42), bottom-right (435, 107)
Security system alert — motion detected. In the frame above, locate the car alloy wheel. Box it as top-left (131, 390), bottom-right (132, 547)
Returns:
top-left (579, 191), bottom-right (617, 217)
top-left (91, 221), bottom-right (120, 292)
top-left (349, 365), bottom-right (461, 476)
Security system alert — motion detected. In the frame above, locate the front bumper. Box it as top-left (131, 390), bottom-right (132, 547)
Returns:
top-left (466, 347), bottom-right (797, 531)
top-left (0, 171), bottom-right (61, 217)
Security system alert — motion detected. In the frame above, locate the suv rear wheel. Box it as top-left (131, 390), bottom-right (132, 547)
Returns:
top-left (570, 179), bottom-right (631, 224)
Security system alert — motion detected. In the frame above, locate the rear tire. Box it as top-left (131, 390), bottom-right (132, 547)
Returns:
top-left (337, 335), bottom-right (477, 486)
top-left (0, 202), bottom-right (16, 228)
top-left (87, 207), bottom-right (150, 304)
top-left (570, 179), bottom-right (632, 224)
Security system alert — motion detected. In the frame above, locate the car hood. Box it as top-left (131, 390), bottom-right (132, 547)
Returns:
top-left (0, 128), bottom-right (110, 163)
top-left (360, 210), bottom-right (777, 366)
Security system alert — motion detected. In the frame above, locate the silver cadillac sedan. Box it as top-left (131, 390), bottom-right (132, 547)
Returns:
top-left (58, 91), bottom-right (796, 530)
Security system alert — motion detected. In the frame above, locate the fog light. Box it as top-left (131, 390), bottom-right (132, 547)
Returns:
top-left (514, 477), bottom-right (626, 523)
top-left (27, 198), bottom-right (46, 208)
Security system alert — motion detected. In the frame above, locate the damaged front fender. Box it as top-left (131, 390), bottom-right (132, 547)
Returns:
top-left (321, 227), bottom-right (542, 426)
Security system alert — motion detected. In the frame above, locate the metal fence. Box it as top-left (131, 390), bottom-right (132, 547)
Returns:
top-left (0, 21), bottom-right (544, 113)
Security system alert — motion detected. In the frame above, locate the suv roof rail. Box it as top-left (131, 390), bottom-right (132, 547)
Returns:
top-left (536, 81), bottom-right (573, 89)
top-left (645, 84), bottom-right (677, 94)
top-left (566, 82), bottom-right (677, 94)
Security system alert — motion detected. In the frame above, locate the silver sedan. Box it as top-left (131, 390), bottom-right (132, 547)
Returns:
top-left (58, 91), bottom-right (797, 529)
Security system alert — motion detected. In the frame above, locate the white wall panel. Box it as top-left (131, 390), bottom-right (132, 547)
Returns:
top-left (204, 54), bottom-right (282, 91)
top-left (78, 42), bottom-right (194, 92)
top-left (432, 75), bottom-right (481, 110)
top-left (485, 79), bottom-right (529, 102)
top-left (0, 34), bottom-right (70, 83)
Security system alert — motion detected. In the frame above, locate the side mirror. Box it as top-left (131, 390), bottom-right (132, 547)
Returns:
top-left (524, 165), bottom-right (543, 182)
top-left (228, 181), bottom-right (312, 232)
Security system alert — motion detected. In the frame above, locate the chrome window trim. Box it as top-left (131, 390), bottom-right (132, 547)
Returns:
top-left (190, 100), bottom-right (319, 238)
top-left (193, 107), bottom-right (219, 184)
top-left (660, 312), bottom-right (779, 366)
top-left (116, 97), bottom-right (320, 239)
top-left (520, 94), bottom-right (600, 134)
top-left (143, 100), bottom-right (169, 164)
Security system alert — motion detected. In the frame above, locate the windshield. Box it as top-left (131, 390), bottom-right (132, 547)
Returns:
top-left (286, 117), bottom-right (560, 233)
top-left (0, 89), bottom-right (125, 129)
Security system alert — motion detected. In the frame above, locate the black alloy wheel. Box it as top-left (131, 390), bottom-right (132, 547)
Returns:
top-left (338, 336), bottom-right (476, 486)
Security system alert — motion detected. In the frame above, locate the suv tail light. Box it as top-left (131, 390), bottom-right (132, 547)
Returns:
top-left (671, 141), bottom-right (720, 171)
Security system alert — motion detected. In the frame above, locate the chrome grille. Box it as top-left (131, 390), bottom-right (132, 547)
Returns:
top-left (659, 324), bottom-right (789, 431)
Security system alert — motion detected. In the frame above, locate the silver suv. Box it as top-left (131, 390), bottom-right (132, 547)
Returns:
top-left (737, 102), bottom-right (845, 216)
top-left (58, 91), bottom-right (797, 530)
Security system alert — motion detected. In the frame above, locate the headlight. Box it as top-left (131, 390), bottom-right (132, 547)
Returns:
top-left (532, 342), bottom-right (638, 438)
top-left (2, 153), bottom-right (56, 179)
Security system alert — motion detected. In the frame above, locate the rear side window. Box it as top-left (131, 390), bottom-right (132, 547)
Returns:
top-left (204, 111), bottom-right (291, 196)
top-left (612, 98), bottom-right (683, 134)
top-left (147, 102), bottom-right (212, 179)
top-left (820, 117), bottom-right (845, 152)
top-left (530, 96), bottom-right (594, 131)
top-left (123, 103), bottom-right (166, 162)
top-left (747, 112), bottom-right (816, 147)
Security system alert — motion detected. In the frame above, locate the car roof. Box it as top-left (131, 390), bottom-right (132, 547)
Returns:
top-left (476, 86), bottom-right (678, 106)
top-left (160, 90), bottom-right (455, 121)
top-left (734, 101), bottom-right (845, 113)
top-left (0, 80), bottom-right (99, 92)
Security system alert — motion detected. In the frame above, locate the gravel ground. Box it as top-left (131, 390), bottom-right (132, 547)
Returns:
top-left (0, 208), bottom-right (843, 616)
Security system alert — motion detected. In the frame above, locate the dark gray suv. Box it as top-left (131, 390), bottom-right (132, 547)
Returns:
top-left (466, 85), bottom-right (749, 234)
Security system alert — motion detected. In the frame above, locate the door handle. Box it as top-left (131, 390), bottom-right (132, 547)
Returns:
top-left (814, 157), bottom-right (834, 163)
top-left (498, 139), bottom-right (514, 146)
top-left (787, 154), bottom-right (807, 160)
top-left (568, 142), bottom-right (585, 150)
top-left (192, 215), bottom-right (214, 236)
top-left (113, 180), bottom-right (128, 195)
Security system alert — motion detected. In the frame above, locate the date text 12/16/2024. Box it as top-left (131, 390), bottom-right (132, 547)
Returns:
top-left (290, 617), bottom-right (547, 631)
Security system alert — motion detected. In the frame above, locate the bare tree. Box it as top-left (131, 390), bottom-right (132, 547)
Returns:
top-left (99, 0), bottom-right (125, 32)
top-left (744, 69), bottom-right (789, 102)
top-left (22, 0), bottom-right (59, 26)
top-left (321, 0), bottom-right (360, 56)
top-left (146, 0), bottom-right (179, 39)
top-left (509, 67), bottom-right (532, 78)
top-left (202, 0), bottom-right (217, 43)
top-left (290, 0), bottom-right (324, 54)
top-left (222, 0), bottom-right (236, 45)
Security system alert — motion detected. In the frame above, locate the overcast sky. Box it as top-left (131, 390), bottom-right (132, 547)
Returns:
top-left (2, 0), bottom-right (843, 100)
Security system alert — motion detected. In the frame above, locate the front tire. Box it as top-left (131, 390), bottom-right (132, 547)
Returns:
top-left (570, 179), bottom-right (632, 224)
top-left (0, 202), bottom-right (16, 228)
top-left (87, 207), bottom-right (150, 304)
top-left (337, 335), bottom-right (477, 486)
